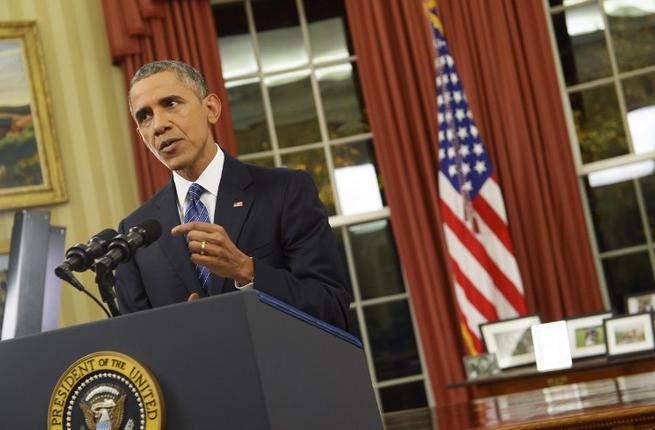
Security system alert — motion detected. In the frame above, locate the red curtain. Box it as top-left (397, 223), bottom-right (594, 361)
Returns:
top-left (101, 0), bottom-right (236, 201)
top-left (346, 0), bottom-right (603, 404)
top-left (345, 0), bottom-right (468, 405)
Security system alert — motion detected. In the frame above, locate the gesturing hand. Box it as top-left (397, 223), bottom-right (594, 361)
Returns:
top-left (171, 221), bottom-right (254, 285)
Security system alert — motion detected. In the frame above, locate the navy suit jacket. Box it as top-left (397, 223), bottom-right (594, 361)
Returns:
top-left (115, 152), bottom-right (351, 330)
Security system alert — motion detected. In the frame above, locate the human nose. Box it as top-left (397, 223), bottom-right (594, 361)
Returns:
top-left (152, 110), bottom-right (171, 135)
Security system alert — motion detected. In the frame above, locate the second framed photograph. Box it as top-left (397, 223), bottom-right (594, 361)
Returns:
top-left (625, 290), bottom-right (655, 314)
top-left (566, 311), bottom-right (613, 359)
top-left (604, 313), bottom-right (655, 358)
top-left (480, 315), bottom-right (542, 369)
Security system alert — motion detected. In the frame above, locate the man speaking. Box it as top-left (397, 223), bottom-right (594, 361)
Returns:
top-left (115, 60), bottom-right (350, 330)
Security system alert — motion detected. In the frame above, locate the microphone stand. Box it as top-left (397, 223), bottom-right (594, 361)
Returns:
top-left (94, 264), bottom-right (121, 317)
top-left (56, 268), bottom-right (112, 318)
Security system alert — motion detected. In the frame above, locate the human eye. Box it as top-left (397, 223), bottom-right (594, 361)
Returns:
top-left (136, 111), bottom-right (152, 125)
top-left (163, 97), bottom-right (181, 108)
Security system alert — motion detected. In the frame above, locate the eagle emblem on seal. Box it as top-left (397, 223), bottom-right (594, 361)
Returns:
top-left (79, 384), bottom-right (127, 430)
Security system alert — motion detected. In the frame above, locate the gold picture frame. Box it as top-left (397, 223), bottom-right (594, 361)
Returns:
top-left (0, 21), bottom-right (66, 210)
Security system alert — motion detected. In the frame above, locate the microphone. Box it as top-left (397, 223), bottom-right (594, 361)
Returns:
top-left (95, 219), bottom-right (162, 273)
top-left (55, 228), bottom-right (118, 277)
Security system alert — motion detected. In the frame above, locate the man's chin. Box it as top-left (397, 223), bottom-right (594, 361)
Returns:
top-left (158, 155), bottom-right (186, 173)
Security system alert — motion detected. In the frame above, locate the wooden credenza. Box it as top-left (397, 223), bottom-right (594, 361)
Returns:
top-left (449, 352), bottom-right (655, 398)
top-left (385, 370), bottom-right (655, 429)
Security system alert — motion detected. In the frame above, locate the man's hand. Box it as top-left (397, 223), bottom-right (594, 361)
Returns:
top-left (171, 222), bottom-right (254, 284)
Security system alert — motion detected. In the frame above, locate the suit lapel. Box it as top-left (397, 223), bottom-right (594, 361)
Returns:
top-left (154, 180), bottom-right (205, 296)
top-left (208, 152), bottom-right (255, 295)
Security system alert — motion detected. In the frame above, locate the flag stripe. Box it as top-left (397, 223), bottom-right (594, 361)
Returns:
top-left (450, 259), bottom-right (499, 322)
top-left (473, 195), bottom-right (514, 254)
top-left (454, 283), bottom-right (486, 342)
top-left (443, 224), bottom-right (519, 318)
top-left (441, 206), bottom-right (525, 316)
top-left (439, 172), bottom-right (523, 288)
top-left (478, 177), bottom-right (508, 223)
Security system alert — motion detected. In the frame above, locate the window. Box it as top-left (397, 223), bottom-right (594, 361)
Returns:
top-left (545, 0), bottom-right (655, 312)
top-left (211, 0), bottom-right (433, 413)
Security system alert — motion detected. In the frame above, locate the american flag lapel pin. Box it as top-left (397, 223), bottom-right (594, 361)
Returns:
top-left (233, 201), bottom-right (243, 208)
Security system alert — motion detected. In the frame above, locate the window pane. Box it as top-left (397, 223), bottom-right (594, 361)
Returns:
top-left (281, 148), bottom-right (335, 215)
top-left (604, 0), bottom-right (655, 72)
top-left (347, 308), bottom-right (361, 340)
top-left (622, 71), bottom-right (655, 155)
top-left (252, 0), bottom-right (308, 73)
top-left (551, 4), bottom-right (612, 85)
top-left (365, 300), bottom-right (421, 381)
top-left (332, 226), bottom-right (354, 299)
top-left (585, 177), bottom-right (644, 251)
top-left (226, 78), bottom-right (271, 154)
top-left (549, 0), bottom-right (595, 7)
top-left (303, 0), bottom-right (353, 63)
top-left (317, 63), bottom-right (369, 139)
top-left (348, 220), bottom-right (404, 300)
top-left (213, 2), bottom-right (258, 79)
top-left (244, 156), bottom-right (275, 168)
top-left (639, 173), bottom-right (655, 240)
top-left (570, 84), bottom-right (629, 163)
top-left (332, 140), bottom-right (385, 216)
top-left (380, 381), bottom-right (428, 413)
top-left (602, 251), bottom-right (655, 313)
top-left (266, 72), bottom-right (321, 148)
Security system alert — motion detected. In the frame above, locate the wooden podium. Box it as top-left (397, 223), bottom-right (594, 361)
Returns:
top-left (0, 290), bottom-right (382, 429)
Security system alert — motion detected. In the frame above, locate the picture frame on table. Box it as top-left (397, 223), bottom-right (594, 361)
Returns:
top-left (462, 352), bottom-right (500, 380)
top-left (604, 313), bottom-right (655, 358)
top-left (0, 21), bottom-right (66, 210)
top-left (625, 290), bottom-right (655, 314)
top-left (480, 315), bottom-right (542, 369)
top-left (566, 311), bottom-right (613, 359)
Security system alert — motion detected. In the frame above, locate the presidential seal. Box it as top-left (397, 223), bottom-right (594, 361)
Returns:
top-left (48, 351), bottom-right (164, 430)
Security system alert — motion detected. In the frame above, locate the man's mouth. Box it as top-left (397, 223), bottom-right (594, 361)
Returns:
top-left (159, 138), bottom-right (181, 152)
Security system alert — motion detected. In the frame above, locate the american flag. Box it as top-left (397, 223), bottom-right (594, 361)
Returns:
top-left (424, 2), bottom-right (527, 353)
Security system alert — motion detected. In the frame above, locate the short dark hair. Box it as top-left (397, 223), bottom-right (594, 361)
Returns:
top-left (129, 60), bottom-right (208, 101)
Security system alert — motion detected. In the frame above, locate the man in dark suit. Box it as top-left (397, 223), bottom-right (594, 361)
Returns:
top-left (115, 60), bottom-right (350, 330)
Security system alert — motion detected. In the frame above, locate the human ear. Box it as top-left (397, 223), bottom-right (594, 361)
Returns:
top-left (205, 94), bottom-right (222, 124)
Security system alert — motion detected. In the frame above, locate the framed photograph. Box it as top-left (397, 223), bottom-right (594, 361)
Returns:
top-left (0, 21), bottom-right (66, 210)
top-left (462, 352), bottom-right (500, 380)
top-left (625, 290), bottom-right (655, 314)
top-left (604, 313), bottom-right (655, 358)
top-left (532, 321), bottom-right (572, 372)
top-left (566, 311), bottom-right (613, 359)
top-left (480, 315), bottom-right (542, 369)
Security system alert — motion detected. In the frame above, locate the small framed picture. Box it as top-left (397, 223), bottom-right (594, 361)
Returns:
top-left (480, 315), bottom-right (542, 369)
top-left (625, 291), bottom-right (655, 314)
top-left (604, 313), bottom-right (655, 357)
top-left (462, 352), bottom-right (500, 380)
top-left (566, 312), bottom-right (613, 359)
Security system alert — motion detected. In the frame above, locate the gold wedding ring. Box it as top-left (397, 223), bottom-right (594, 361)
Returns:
top-left (200, 240), bottom-right (206, 255)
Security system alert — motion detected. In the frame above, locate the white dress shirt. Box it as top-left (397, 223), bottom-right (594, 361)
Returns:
top-left (173, 144), bottom-right (224, 223)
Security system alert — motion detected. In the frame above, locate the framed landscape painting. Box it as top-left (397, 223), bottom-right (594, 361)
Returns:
top-left (480, 315), bottom-right (542, 369)
top-left (0, 21), bottom-right (66, 210)
top-left (604, 313), bottom-right (655, 358)
top-left (0, 240), bottom-right (8, 335)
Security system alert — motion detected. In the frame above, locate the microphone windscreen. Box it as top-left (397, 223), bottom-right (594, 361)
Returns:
top-left (96, 228), bottom-right (119, 242)
top-left (140, 219), bottom-right (162, 245)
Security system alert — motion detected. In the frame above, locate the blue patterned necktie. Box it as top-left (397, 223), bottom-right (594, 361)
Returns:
top-left (184, 183), bottom-right (211, 292)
